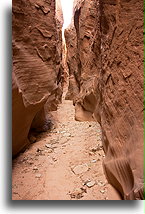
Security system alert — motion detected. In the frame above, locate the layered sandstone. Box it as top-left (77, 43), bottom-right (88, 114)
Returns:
top-left (98, 0), bottom-right (144, 200)
top-left (65, 0), bottom-right (143, 199)
top-left (65, 21), bottom-right (79, 101)
top-left (12, 0), bottom-right (63, 156)
top-left (65, 0), bottom-right (101, 121)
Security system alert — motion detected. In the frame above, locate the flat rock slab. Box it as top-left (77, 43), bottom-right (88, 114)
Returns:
top-left (86, 181), bottom-right (95, 188)
top-left (72, 163), bottom-right (89, 175)
top-left (35, 174), bottom-right (41, 178)
top-left (63, 133), bottom-right (71, 137)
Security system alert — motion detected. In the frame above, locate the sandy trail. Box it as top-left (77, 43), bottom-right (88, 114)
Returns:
top-left (12, 98), bottom-right (120, 200)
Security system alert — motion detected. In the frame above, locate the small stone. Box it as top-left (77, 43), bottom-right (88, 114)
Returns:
top-left (97, 180), bottom-right (106, 187)
top-left (27, 161), bottom-right (34, 165)
top-left (98, 182), bottom-right (102, 187)
top-left (33, 166), bottom-right (38, 170)
top-left (80, 187), bottom-right (87, 193)
top-left (22, 157), bottom-right (28, 162)
top-left (63, 133), bottom-right (71, 137)
top-left (86, 181), bottom-right (96, 188)
top-left (35, 174), bottom-right (41, 178)
top-left (90, 147), bottom-right (97, 153)
top-left (91, 159), bottom-right (96, 163)
top-left (29, 135), bottom-right (37, 143)
top-left (69, 187), bottom-right (86, 199)
top-left (100, 189), bottom-right (105, 194)
top-left (45, 144), bottom-right (52, 148)
top-left (89, 152), bottom-right (94, 156)
top-left (52, 157), bottom-right (57, 162)
top-left (51, 130), bottom-right (57, 133)
top-left (47, 149), bottom-right (53, 153)
top-left (83, 179), bottom-right (91, 185)
top-left (36, 148), bottom-right (43, 152)
top-left (60, 131), bottom-right (66, 133)
top-left (72, 163), bottom-right (89, 175)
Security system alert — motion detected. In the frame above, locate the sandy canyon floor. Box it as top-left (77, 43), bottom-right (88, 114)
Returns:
top-left (12, 97), bottom-right (120, 200)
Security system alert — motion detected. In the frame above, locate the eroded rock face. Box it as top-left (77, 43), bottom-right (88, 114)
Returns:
top-left (54, 0), bottom-right (64, 104)
top-left (65, 22), bottom-right (79, 101)
top-left (65, 0), bottom-right (143, 199)
top-left (65, 0), bottom-right (101, 121)
top-left (98, 0), bottom-right (144, 200)
top-left (12, 0), bottom-right (63, 156)
top-left (65, 0), bottom-right (85, 101)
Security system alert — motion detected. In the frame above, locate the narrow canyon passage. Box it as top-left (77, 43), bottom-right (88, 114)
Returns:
top-left (12, 96), bottom-right (115, 200)
top-left (12, 0), bottom-right (143, 200)
top-left (12, 1), bottom-right (121, 200)
top-left (12, 80), bottom-right (120, 200)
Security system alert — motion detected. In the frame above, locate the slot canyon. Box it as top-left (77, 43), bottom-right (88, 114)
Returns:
top-left (12, 0), bottom-right (143, 200)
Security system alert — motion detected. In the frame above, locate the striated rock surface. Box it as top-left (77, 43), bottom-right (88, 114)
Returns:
top-left (54, 0), bottom-right (64, 104)
top-left (65, 0), bottom-right (85, 101)
top-left (97, 0), bottom-right (144, 200)
top-left (65, 0), bottom-right (101, 122)
top-left (64, 21), bottom-right (79, 101)
top-left (65, 0), bottom-right (143, 199)
top-left (12, 0), bottom-right (63, 156)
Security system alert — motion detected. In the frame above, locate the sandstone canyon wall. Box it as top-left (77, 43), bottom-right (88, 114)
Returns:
top-left (64, 19), bottom-right (79, 101)
top-left (65, 0), bottom-right (143, 199)
top-left (12, 0), bottom-right (63, 156)
top-left (65, 0), bottom-right (101, 121)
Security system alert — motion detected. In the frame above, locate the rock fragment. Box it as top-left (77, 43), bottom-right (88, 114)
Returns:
top-left (33, 166), bottom-right (38, 171)
top-left (72, 163), bottom-right (89, 175)
top-left (45, 144), bottom-right (52, 148)
top-left (100, 189), bottom-right (105, 194)
top-left (97, 180), bottom-right (106, 187)
top-left (29, 135), bottom-right (37, 143)
top-left (63, 133), bottom-right (71, 137)
top-left (35, 174), bottom-right (41, 178)
top-left (86, 181), bottom-right (96, 188)
top-left (69, 187), bottom-right (86, 199)
top-left (91, 159), bottom-right (96, 163)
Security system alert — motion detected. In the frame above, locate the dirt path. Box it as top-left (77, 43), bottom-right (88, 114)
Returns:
top-left (12, 98), bottom-right (120, 200)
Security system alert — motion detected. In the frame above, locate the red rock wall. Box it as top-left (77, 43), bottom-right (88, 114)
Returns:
top-left (65, 0), bottom-right (143, 199)
top-left (12, 0), bottom-right (63, 156)
top-left (97, 0), bottom-right (144, 200)
top-left (65, 0), bottom-right (101, 122)
top-left (65, 0), bottom-right (84, 102)
top-left (65, 22), bottom-right (80, 101)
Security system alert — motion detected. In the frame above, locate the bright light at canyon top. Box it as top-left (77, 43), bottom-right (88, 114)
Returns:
top-left (60, 0), bottom-right (74, 29)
